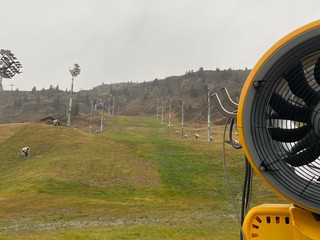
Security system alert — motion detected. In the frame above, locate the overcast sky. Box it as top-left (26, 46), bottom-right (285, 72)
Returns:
top-left (1, 0), bottom-right (319, 91)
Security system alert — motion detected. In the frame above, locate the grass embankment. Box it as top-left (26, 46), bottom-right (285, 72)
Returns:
top-left (0, 116), bottom-right (283, 239)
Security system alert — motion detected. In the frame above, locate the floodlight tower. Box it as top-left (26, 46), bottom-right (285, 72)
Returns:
top-left (67, 63), bottom-right (81, 127)
top-left (0, 49), bottom-right (23, 91)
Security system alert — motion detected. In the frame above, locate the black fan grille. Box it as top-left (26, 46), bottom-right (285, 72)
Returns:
top-left (249, 33), bottom-right (320, 211)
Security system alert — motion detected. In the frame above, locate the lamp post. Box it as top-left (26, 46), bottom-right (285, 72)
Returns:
top-left (67, 63), bottom-right (81, 127)
top-left (0, 49), bottom-right (22, 90)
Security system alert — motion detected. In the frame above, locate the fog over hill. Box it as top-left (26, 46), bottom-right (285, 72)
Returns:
top-left (0, 68), bottom-right (250, 125)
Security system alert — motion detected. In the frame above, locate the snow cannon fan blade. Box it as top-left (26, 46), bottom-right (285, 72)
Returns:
top-left (238, 20), bottom-right (320, 215)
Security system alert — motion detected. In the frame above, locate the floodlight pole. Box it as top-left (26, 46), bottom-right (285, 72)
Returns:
top-left (67, 63), bottom-right (80, 127)
top-left (67, 76), bottom-right (74, 127)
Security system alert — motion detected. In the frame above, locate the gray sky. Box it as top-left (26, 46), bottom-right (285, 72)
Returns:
top-left (1, 0), bottom-right (319, 91)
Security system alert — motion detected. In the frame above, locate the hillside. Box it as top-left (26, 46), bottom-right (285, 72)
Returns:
top-left (0, 115), bottom-right (284, 239)
top-left (0, 68), bottom-right (250, 126)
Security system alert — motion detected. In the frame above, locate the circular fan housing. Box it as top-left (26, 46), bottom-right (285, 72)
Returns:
top-left (238, 20), bottom-right (320, 214)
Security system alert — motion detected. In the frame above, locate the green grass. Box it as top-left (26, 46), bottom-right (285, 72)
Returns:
top-left (0, 116), bottom-right (284, 239)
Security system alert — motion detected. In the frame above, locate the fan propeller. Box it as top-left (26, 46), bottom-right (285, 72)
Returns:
top-left (268, 59), bottom-right (320, 167)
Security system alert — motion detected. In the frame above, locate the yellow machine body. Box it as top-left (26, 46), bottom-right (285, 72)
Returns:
top-left (237, 20), bottom-right (320, 239)
top-left (237, 19), bottom-right (320, 213)
top-left (243, 204), bottom-right (320, 240)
